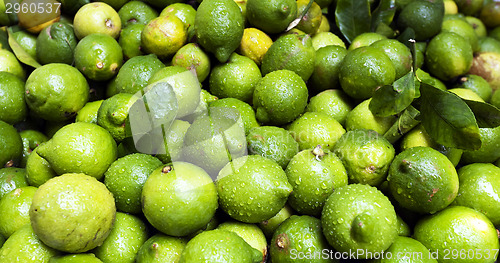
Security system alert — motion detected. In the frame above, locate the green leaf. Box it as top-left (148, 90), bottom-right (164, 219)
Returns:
top-left (371, 0), bottom-right (396, 32)
top-left (369, 71), bottom-right (416, 117)
top-left (397, 27), bottom-right (416, 49)
top-left (419, 83), bottom-right (481, 150)
top-left (335, 0), bottom-right (371, 43)
top-left (463, 100), bottom-right (500, 128)
top-left (7, 27), bottom-right (41, 69)
top-left (383, 105), bottom-right (421, 144)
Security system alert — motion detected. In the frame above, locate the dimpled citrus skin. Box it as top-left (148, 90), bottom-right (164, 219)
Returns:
top-left (321, 184), bottom-right (398, 258)
top-left (35, 122), bottom-right (117, 180)
top-left (136, 234), bottom-right (187, 262)
top-left (216, 155), bottom-right (292, 223)
top-left (0, 224), bottom-right (60, 262)
top-left (24, 63), bottom-right (89, 122)
top-left (30, 173), bottom-right (116, 253)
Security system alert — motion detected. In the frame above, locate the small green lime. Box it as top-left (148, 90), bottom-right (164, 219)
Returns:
top-left (466, 16), bottom-right (487, 37)
top-left (209, 98), bottom-right (260, 135)
top-left (246, 0), bottom-right (297, 34)
top-left (0, 72), bottom-right (27, 124)
top-left (0, 224), bottom-right (59, 262)
top-left (371, 236), bottom-right (438, 263)
top-left (141, 15), bottom-right (187, 59)
top-left (286, 146), bottom-right (348, 216)
top-left (97, 93), bottom-right (138, 142)
top-left (74, 33), bottom-right (123, 81)
top-left (246, 126), bottom-right (298, 169)
top-left (171, 43), bottom-right (211, 82)
top-left (104, 153), bottom-right (162, 214)
top-left (308, 45), bottom-right (347, 93)
top-left (25, 148), bottom-right (56, 187)
top-left (477, 36), bottom-right (500, 54)
top-left (453, 74), bottom-right (492, 101)
top-left (25, 63), bottom-right (89, 122)
top-left (387, 146), bottom-right (459, 214)
top-left (321, 184), bottom-right (398, 258)
top-left (370, 38), bottom-right (412, 79)
top-left (216, 155), bottom-right (292, 223)
top-left (118, 1), bottom-right (159, 27)
top-left (142, 162), bottom-right (218, 236)
top-left (258, 205), bottom-right (294, 238)
top-left (10, 29), bottom-right (37, 59)
top-left (288, 112), bottom-right (346, 151)
top-left (136, 234), bottom-right (187, 263)
top-left (115, 54), bottom-right (165, 94)
top-left (345, 99), bottom-right (397, 135)
top-left (119, 24), bottom-right (145, 60)
top-left (253, 70), bottom-right (308, 125)
top-left (348, 32), bottom-right (387, 50)
top-left (36, 22), bottom-right (77, 65)
top-left (73, 2), bottom-right (121, 39)
top-left (397, 0), bottom-right (444, 41)
top-left (306, 89), bottom-right (353, 126)
top-left (0, 49), bottom-right (25, 80)
top-left (0, 120), bottom-right (23, 167)
top-left (0, 186), bottom-right (37, 238)
top-left (19, 129), bottom-right (48, 168)
top-left (441, 18), bottom-right (479, 52)
top-left (160, 3), bottom-right (196, 27)
top-left (76, 100), bottom-right (104, 124)
top-left (209, 53), bottom-right (261, 103)
top-left (217, 221), bottom-right (268, 260)
top-left (295, 0), bottom-right (322, 34)
top-left (0, 167), bottom-right (28, 200)
top-left (461, 126), bottom-right (500, 164)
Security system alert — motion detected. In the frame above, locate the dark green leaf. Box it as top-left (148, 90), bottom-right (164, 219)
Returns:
top-left (369, 71), bottom-right (416, 117)
top-left (383, 105), bottom-right (421, 144)
top-left (7, 27), bottom-right (41, 68)
top-left (335, 0), bottom-right (371, 43)
top-left (420, 83), bottom-right (481, 150)
top-left (371, 0), bottom-right (396, 32)
top-left (463, 99), bottom-right (500, 128)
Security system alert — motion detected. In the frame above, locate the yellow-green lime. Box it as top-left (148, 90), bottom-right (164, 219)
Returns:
top-left (311, 32), bottom-right (346, 51)
top-left (295, 0), bottom-right (322, 34)
top-left (25, 149), bottom-right (57, 187)
top-left (246, 126), bottom-right (298, 169)
top-left (306, 89), bottom-right (353, 126)
top-left (0, 49), bottom-right (25, 80)
top-left (0, 224), bottom-right (59, 262)
top-left (209, 97), bottom-right (260, 135)
top-left (441, 18), bottom-right (479, 52)
top-left (171, 43), bottom-right (211, 82)
top-left (119, 24), bottom-right (146, 60)
top-left (97, 93), bottom-right (138, 142)
top-left (76, 100), bottom-right (104, 124)
top-left (0, 72), bottom-right (26, 124)
top-left (238, 28), bottom-right (273, 66)
top-left (461, 126), bottom-right (500, 164)
top-left (142, 15), bottom-right (187, 59)
top-left (287, 112), bottom-right (346, 151)
top-left (370, 39), bottom-right (412, 79)
top-left (19, 129), bottom-right (48, 168)
top-left (345, 99), bottom-right (397, 135)
top-left (118, 1), bottom-right (159, 27)
top-left (115, 54), bottom-right (165, 94)
top-left (0, 120), bottom-right (23, 167)
top-left (136, 234), bottom-right (187, 263)
top-left (0, 186), bottom-right (37, 238)
top-left (160, 3), bottom-right (196, 28)
top-left (73, 2), bottom-right (121, 39)
top-left (348, 32), bottom-right (387, 50)
top-left (246, 0), bottom-right (297, 34)
top-left (0, 167), bottom-right (28, 200)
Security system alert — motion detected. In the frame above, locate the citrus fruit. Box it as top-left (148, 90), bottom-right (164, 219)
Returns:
top-left (136, 234), bottom-right (187, 262)
top-left (141, 15), bottom-right (187, 59)
top-left (0, 186), bottom-right (36, 238)
top-left (238, 27), bottom-right (273, 66)
top-left (73, 2), bottom-right (121, 39)
top-left (171, 43), bottom-right (211, 82)
top-left (0, 120), bottom-right (23, 167)
top-left (246, 126), bottom-right (299, 169)
top-left (246, 0), bottom-right (297, 34)
top-left (308, 45), bottom-right (347, 93)
top-left (36, 22), bottom-right (77, 65)
top-left (305, 89), bottom-right (353, 126)
top-left (118, 1), bottom-right (159, 27)
top-left (0, 72), bottom-right (26, 124)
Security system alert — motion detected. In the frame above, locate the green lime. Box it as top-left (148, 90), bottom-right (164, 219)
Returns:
top-left (25, 63), bottom-right (89, 122)
top-left (19, 129), bottom-right (48, 168)
top-left (237, 27), bottom-right (273, 66)
top-left (0, 49), bottom-right (25, 80)
top-left (387, 146), bottom-right (459, 214)
top-left (217, 221), bottom-right (267, 260)
top-left (253, 70), bottom-right (308, 125)
top-left (92, 212), bottom-right (148, 263)
top-left (119, 24), bottom-right (146, 60)
top-left (311, 32), bottom-right (346, 50)
top-left (115, 54), bottom-right (165, 94)
top-left (261, 33), bottom-right (316, 81)
top-left (397, 0), bottom-right (444, 41)
top-left (287, 112), bottom-right (346, 151)
top-left (415, 68), bottom-right (447, 91)
top-left (371, 236), bottom-right (438, 263)
top-left (461, 126), bottom-right (500, 164)
top-left (246, 0), bottom-right (297, 34)
top-left (454, 0), bottom-right (483, 16)
top-left (308, 45), bottom-right (347, 93)
top-left (136, 234), bottom-right (187, 263)
top-left (480, 1), bottom-right (500, 28)
top-left (36, 122), bottom-right (117, 180)
top-left (141, 15), bottom-right (187, 59)
top-left (209, 53), bottom-right (261, 103)
top-left (36, 22), bottom-right (77, 65)
top-left (216, 155), bottom-right (292, 223)
top-left (118, 1), bottom-right (159, 27)
top-left (142, 162), bottom-right (218, 236)
top-left (141, 0), bottom-right (183, 9)
top-left (345, 99), bottom-right (397, 135)
top-left (321, 184), bottom-right (398, 258)
top-left (97, 93), bottom-right (138, 142)
top-left (179, 229), bottom-right (262, 263)
top-left (0, 72), bottom-right (26, 124)
top-left (209, 97), bottom-right (260, 135)
top-left (466, 16), bottom-right (487, 37)
top-left (171, 43), bottom-right (211, 82)
top-left (0, 186), bottom-right (36, 238)
top-left (414, 206), bottom-right (499, 262)
top-left (286, 146), bottom-right (348, 216)
top-left (441, 17), bottom-right (479, 52)
top-left (395, 215), bottom-right (411, 237)
top-left (0, 224), bottom-right (59, 262)
top-left (339, 46), bottom-right (396, 100)
top-left (104, 153), bottom-right (162, 214)
top-left (74, 33), bottom-right (123, 81)
top-left (0, 120), bottom-right (23, 167)
top-left (333, 129), bottom-right (395, 186)
top-left (73, 2), bottom-right (121, 39)
top-left (0, 167), bottom-right (28, 200)
top-left (425, 32), bottom-right (473, 81)
top-left (477, 36), bottom-right (500, 54)
top-left (348, 32), bottom-right (387, 50)
top-left (258, 205), bottom-right (294, 238)
top-left (155, 119), bottom-right (191, 163)
top-left (195, 0), bottom-right (244, 62)
top-left (452, 163), bottom-right (500, 226)
top-left (270, 215), bottom-right (334, 263)
top-left (306, 89), bottom-right (353, 126)
top-left (246, 126), bottom-right (298, 169)
top-left (76, 100), bottom-right (104, 124)
top-left (491, 89), bottom-right (500, 108)
top-left (454, 74), bottom-right (492, 101)
top-left (25, 149), bottom-right (56, 187)
top-left (30, 173), bottom-right (116, 253)
top-left (160, 3), bottom-right (196, 28)
top-left (370, 39), bottom-right (412, 79)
